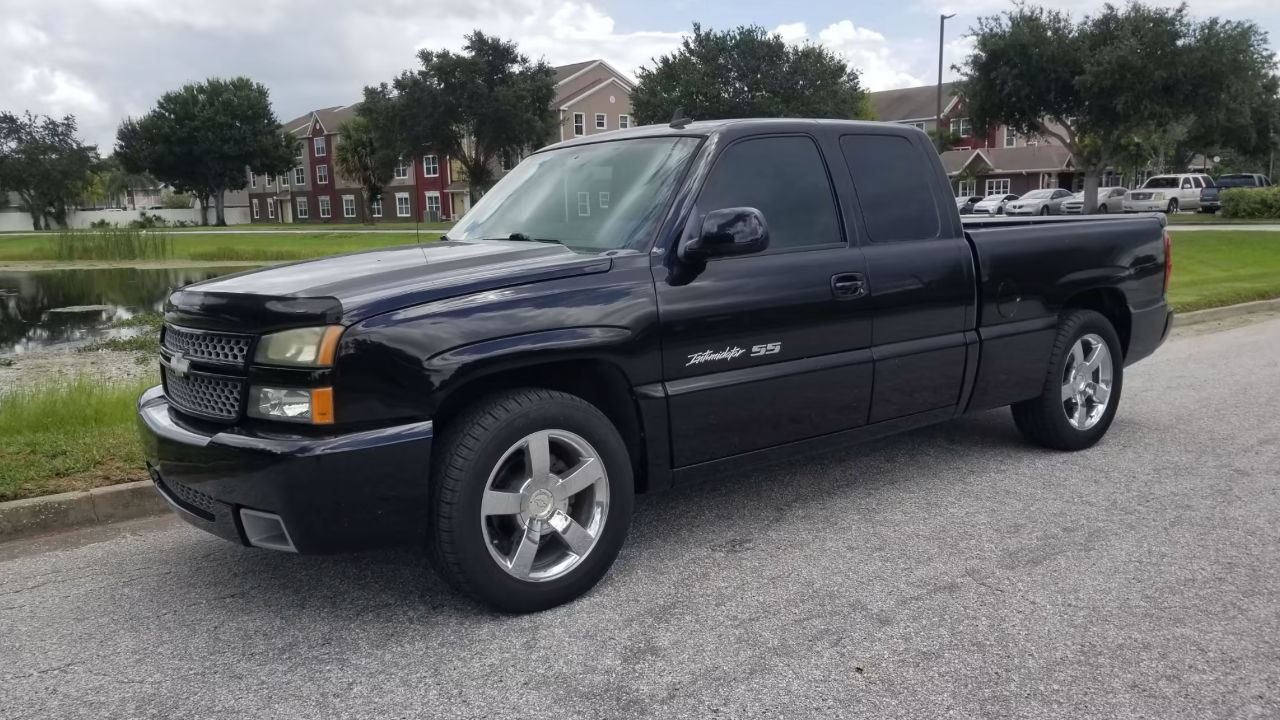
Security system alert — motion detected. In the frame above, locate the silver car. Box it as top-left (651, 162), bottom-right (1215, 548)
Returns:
top-left (1061, 187), bottom-right (1128, 214)
top-left (970, 193), bottom-right (1020, 215)
top-left (1005, 188), bottom-right (1074, 216)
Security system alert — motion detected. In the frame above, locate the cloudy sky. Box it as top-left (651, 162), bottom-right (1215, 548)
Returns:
top-left (3, 0), bottom-right (1279, 149)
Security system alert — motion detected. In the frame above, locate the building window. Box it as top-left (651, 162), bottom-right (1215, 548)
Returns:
top-left (267, 199), bottom-right (275, 219)
top-left (278, 174), bottom-right (288, 187)
top-left (296, 197), bottom-right (309, 219)
top-left (318, 196), bottom-right (331, 218)
top-left (423, 154), bottom-right (439, 177)
top-left (1004, 127), bottom-right (1017, 148)
top-left (985, 178), bottom-right (1011, 196)
top-left (371, 196), bottom-right (383, 217)
top-left (577, 191), bottom-right (590, 217)
top-left (316, 164), bottom-right (328, 184)
top-left (342, 195), bottom-right (356, 218)
top-left (314, 136), bottom-right (326, 156)
top-left (251, 198), bottom-right (259, 219)
top-left (294, 165), bottom-right (306, 186)
top-left (395, 192), bottom-right (411, 217)
top-left (957, 179), bottom-right (976, 197)
top-left (595, 113), bottom-right (606, 130)
top-left (573, 112), bottom-right (585, 136)
top-left (618, 114), bottom-right (630, 129)
top-left (250, 174), bottom-right (256, 189)
top-left (1039, 173), bottom-right (1055, 189)
top-left (425, 192), bottom-right (441, 220)
top-left (950, 117), bottom-right (973, 137)
top-left (909, 121), bottom-right (927, 131)
top-left (393, 157), bottom-right (409, 180)
top-left (265, 175), bottom-right (273, 188)
top-left (599, 192), bottom-right (610, 208)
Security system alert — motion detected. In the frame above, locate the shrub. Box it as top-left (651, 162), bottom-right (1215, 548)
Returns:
top-left (1220, 187), bottom-right (1280, 219)
top-left (127, 212), bottom-right (170, 229)
top-left (89, 219), bottom-right (114, 229)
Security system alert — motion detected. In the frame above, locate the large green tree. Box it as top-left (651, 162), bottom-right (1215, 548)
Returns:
top-left (959, 4), bottom-right (1279, 213)
top-left (334, 116), bottom-right (397, 224)
top-left (0, 112), bottom-right (98, 230)
top-left (362, 32), bottom-right (556, 203)
top-left (115, 78), bottom-right (297, 225)
top-left (631, 24), bottom-right (869, 125)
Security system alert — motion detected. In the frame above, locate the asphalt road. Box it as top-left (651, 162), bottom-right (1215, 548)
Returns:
top-left (3, 318), bottom-right (1279, 719)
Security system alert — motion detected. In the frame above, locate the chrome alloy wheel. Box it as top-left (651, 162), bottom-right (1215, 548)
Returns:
top-left (480, 430), bottom-right (610, 582)
top-left (1061, 333), bottom-right (1114, 430)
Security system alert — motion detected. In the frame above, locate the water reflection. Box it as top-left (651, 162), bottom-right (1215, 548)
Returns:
top-left (0, 267), bottom-right (250, 354)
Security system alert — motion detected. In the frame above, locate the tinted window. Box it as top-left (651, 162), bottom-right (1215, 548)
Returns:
top-left (696, 136), bottom-right (842, 250)
top-left (840, 134), bottom-right (941, 243)
top-left (1144, 177), bottom-right (1179, 189)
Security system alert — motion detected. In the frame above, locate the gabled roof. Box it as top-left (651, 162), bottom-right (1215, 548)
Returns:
top-left (552, 59), bottom-right (636, 106)
top-left (869, 82), bottom-right (958, 122)
top-left (553, 60), bottom-right (598, 85)
top-left (559, 77), bottom-right (633, 110)
top-left (940, 145), bottom-right (1074, 176)
top-left (307, 105), bottom-right (359, 136)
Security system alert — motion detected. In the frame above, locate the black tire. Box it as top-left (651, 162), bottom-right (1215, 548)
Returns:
top-left (1039, 206), bottom-right (1050, 216)
top-left (428, 388), bottom-right (634, 613)
top-left (1098, 204), bottom-right (1108, 213)
top-left (1166, 199), bottom-right (1179, 214)
top-left (1011, 310), bottom-right (1124, 451)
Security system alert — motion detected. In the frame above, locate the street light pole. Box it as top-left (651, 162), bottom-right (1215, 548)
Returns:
top-left (937, 13), bottom-right (956, 153)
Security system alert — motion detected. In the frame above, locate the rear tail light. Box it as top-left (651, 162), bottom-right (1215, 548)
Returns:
top-left (1163, 232), bottom-right (1172, 295)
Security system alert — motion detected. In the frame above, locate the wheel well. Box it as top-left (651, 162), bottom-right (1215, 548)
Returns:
top-left (1064, 288), bottom-right (1131, 358)
top-left (432, 360), bottom-right (650, 493)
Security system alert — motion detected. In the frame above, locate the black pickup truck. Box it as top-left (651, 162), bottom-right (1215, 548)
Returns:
top-left (138, 119), bottom-right (1173, 612)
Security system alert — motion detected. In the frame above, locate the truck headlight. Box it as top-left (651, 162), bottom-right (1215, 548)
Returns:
top-left (254, 326), bottom-right (342, 367)
top-left (248, 386), bottom-right (334, 424)
top-left (1151, 192), bottom-right (1165, 201)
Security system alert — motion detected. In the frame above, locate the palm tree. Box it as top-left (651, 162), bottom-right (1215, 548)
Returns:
top-left (334, 117), bottom-right (397, 224)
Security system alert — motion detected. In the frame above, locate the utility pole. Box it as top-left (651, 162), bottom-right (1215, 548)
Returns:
top-left (937, 13), bottom-right (956, 153)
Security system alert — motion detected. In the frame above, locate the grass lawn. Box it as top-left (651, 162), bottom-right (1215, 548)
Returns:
top-left (0, 377), bottom-right (156, 502)
top-left (1164, 213), bottom-right (1279, 224)
top-left (1167, 230), bottom-right (1280, 312)
top-left (0, 231), bottom-right (439, 263)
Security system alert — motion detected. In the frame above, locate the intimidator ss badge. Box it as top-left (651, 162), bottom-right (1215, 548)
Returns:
top-left (685, 342), bottom-right (781, 367)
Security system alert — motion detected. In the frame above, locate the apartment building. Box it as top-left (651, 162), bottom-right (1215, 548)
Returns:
top-left (554, 60), bottom-right (636, 142)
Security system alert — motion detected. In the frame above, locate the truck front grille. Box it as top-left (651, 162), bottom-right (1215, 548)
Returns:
top-left (162, 325), bottom-right (252, 367)
top-left (164, 367), bottom-right (243, 421)
top-left (1130, 192), bottom-right (1152, 201)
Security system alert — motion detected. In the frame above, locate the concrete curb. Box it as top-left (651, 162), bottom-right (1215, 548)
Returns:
top-left (1, 297), bottom-right (1277, 544)
top-left (1172, 297), bottom-right (1280, 327)
top-left (0, 480), bottom-right (167, 543)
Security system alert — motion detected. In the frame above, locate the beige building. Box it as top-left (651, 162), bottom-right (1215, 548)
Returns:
top-left (553, 60), bottom-right (636, 142)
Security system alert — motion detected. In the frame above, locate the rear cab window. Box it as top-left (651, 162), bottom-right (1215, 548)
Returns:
top-left (839, 134), bottom-right (941, 243)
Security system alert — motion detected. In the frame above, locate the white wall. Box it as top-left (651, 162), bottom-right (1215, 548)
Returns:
top-left (0, 207), bottom-right (251, 232)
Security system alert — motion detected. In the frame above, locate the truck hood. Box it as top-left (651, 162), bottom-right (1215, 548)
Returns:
top-left (166, 240), bottom-right (613, 331)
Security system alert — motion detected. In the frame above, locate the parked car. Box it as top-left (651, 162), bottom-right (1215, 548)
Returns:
top-left (1006, 188), bottom-right (1074, 216)
top-left (955, 195), bottom-right (984, 214)
top-left (1061, 187), bottom-right (1128, 214)
top-left (1200, 173), bottom-right (1273, 213)
top-left (1124, 173), bottom-right (1215, 213)
top-left (138, 119), bottom-right (1173, 612)
top-left (970, 193), bottom-right (1020, 215)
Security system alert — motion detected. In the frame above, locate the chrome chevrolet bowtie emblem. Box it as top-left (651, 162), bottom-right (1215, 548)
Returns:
top-left (170, 353), bottom-right (191, 378)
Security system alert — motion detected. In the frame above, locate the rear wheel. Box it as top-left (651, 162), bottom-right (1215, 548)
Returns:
top-left (1011, 310), bottom-right (1123, 451)
top-left (1166, 199), bottom-right (1179, 214)
top-left (1098, 204), bottom-right (1109, 213)
top-left (429, 388), bottom-right (634, 612)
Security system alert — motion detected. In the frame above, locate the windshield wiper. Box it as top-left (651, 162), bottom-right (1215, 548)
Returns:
top-left (506, 232), bottom-right (562, 245)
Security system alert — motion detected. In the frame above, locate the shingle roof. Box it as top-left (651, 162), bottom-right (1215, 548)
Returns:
top-left (940, 149), bottom-right (973, 175)
top-left (310, 105), bottom-right (359, 135)
top-left (869, 82), bottom-right (957, 122)
top-left (941, 145), bottom-right (1074, 176)
top-left (554, 60), bottom-right (598, 85)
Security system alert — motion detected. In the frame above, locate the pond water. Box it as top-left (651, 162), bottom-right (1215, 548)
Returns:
top-left (0, 267), bottom-right (252, 354)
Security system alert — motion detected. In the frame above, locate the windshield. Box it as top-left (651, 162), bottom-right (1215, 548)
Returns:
top-left (1021, 190), bottom-right (1053, 199)
top-left (1143, 177), bottom-right (1180, 189)
top-left (448, 137), bottom-right (701, 252)
top-left (1216, 175), bottom-right (1257, 187)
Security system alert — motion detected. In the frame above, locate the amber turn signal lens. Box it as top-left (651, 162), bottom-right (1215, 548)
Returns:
top-left (311, 387), bottom-right (334, 424)
top-left (317, 327), bottom-right (343, 366)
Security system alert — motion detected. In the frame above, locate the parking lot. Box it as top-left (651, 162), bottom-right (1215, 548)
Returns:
top-left (2, 316), bottom-right (1278, 719)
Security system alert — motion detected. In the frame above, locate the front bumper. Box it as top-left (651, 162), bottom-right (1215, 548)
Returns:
top-left (137, 386), bottom-right (434, 553)
top-left (1124, 200), bottom-right (1169, 212)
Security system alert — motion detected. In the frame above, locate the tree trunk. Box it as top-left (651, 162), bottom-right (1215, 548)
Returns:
top-left (213, 190), bottom-right (227, 226)
top-left (198, 195), bottom-right (210, 226)
top-left (364, 187), bottom-right (376, 226)
top-left (1081, 166), bottom-right (1103, 214)
top-left (28, 209), bottom-right (43, 232)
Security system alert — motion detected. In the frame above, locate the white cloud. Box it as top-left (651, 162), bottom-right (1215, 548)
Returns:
top-left (772, 21), bottom-right (926, 91)
top-left (15, 67), bottom-right (108, 123)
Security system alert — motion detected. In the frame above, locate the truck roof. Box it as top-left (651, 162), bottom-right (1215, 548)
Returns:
top-left (541, 118), bottom-right (923, 153)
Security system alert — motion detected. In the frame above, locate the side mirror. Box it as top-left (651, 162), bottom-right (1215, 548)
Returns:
top-left (679, 207), bottom-right (769, 262)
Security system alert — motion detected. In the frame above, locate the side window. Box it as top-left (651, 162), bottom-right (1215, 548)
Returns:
top-left (1182, 178), bottom-right (1193, 189)
top-left (695, 135), bottom-right (842, 251)
top-left (840, 134), bottom-right (941, 243)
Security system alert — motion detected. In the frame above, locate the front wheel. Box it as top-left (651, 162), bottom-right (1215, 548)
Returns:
top-left (1039, 206), bottom-right (1050, 216)
top-left (429, 388), bottom-right (634, 612)
top-left (1098, 204), bottom-right (1108, 214)
top-left (1011, 310), bottom-right (1124, 451)
top-left (1166, 199), bottom-right (1179, 214)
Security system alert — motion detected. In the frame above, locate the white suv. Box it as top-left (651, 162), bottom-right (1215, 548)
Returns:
top-left (1124, 173), bottom-right (1215, 213)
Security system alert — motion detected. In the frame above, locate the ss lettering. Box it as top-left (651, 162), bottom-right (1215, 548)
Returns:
top-left (750, 342), bottom-right (781, 357)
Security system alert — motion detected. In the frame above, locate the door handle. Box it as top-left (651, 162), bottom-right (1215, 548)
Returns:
top-left (831, 272), bottom-right (867, 299)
